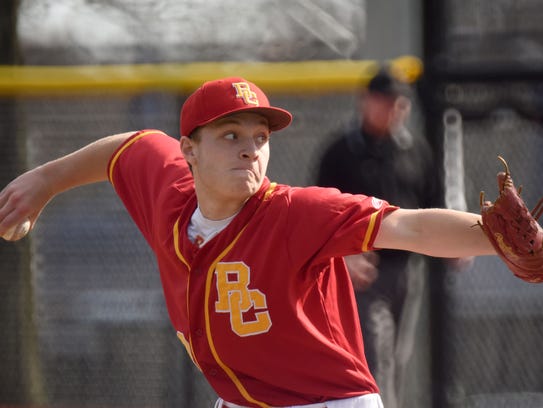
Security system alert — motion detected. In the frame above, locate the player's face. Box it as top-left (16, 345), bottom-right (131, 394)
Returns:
top-left (181, 112), bottom-right (271, 218)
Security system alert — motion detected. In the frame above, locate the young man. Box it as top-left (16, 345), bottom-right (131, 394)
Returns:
top-left (0, 77), bottom-right (494, 408)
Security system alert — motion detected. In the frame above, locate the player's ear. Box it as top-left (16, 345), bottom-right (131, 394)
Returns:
top-left (180, 136), bottom-right (197, 166)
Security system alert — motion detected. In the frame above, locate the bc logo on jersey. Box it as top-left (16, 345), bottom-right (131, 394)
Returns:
top-left (215, 262), bottom-right (272, 337)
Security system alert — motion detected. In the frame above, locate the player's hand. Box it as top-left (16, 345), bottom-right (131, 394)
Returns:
top-left (0, 167), bottom-right (53, 239)
top-left (344, 252), bottom-right (380, 291)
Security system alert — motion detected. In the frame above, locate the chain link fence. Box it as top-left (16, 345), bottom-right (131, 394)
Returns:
top-left (436, 81), bottom-right (543, 408)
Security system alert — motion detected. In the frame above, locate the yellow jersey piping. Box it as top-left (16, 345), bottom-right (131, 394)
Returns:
top-left (172, 217), bottom-right (201, 369)
top-left (108, 130), bottom-right (163, 188)
top-left (204, 226), bottom-right (269, 408)
top-left (361, 210), bottom-right (379, 252)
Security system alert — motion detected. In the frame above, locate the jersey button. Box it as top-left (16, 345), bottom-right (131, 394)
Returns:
top-left (195, 328), bottom-right (203, 337)
top-left (209, 368), bottom-right (218, 376)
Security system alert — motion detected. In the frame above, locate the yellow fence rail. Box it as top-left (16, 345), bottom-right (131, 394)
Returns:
top-left (0, 56), bottom-right (422, 96)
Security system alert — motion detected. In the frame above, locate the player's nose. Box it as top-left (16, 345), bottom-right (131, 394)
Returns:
top-left (239, 137), bottom-right (259, 160)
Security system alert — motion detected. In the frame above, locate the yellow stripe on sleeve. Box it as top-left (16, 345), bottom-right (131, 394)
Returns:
top-left (108, 130), bottom-right (163, 188)
top-left (361, 211), bottom-right (380, 252)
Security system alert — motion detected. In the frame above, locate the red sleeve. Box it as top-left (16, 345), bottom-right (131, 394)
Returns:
top-left (107, 129), bottom-right (193, 249)
top-left (285, 186), bottom-right (398, 262)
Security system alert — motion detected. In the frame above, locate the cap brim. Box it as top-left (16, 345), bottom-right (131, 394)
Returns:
top-left (248, 106), bottom-right (293, 131)
top-left (198, 106), bottom-right (293, 133)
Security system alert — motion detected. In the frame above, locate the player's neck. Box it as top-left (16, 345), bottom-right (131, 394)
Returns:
top-left (196, 194), bottom-right (248, 221)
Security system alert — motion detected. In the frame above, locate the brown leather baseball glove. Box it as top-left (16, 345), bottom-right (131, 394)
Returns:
top-left (478, 156), bottom-right (543, 283)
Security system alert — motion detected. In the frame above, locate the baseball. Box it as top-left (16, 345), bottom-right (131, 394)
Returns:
top-left (1, 219), bottom-right (32, 241)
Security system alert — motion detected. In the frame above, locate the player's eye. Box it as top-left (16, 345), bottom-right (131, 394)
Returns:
top-left (255, 133), bottom-right (269, 145)
top-left (224, 132), bottom-right (237, 141)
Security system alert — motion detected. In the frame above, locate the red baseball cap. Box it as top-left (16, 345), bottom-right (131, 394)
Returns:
top-left (180, 77), bottom-right (293, 137)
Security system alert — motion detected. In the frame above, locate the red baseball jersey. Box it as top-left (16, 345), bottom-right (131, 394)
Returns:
top-left (108, 129), bottom-right (398, 407)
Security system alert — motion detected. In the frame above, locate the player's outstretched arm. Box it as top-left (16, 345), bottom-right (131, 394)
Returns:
top-left (374, 208), bottom-right (495, 258)
top-left (0, 131), bottom-right (135, 239)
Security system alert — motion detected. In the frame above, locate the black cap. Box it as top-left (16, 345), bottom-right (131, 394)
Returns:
top-left (367, 69), bottom-right (409, 97)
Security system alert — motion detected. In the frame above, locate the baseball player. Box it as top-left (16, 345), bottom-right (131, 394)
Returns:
top-left (0, 77), bottom-right (496, 407)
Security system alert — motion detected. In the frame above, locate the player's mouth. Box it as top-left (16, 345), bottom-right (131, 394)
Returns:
top-left (232, 167), bottom-right (256, 175)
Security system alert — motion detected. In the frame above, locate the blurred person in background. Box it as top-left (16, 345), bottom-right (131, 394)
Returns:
top-left (317, 67), bottom-right (441, 408)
